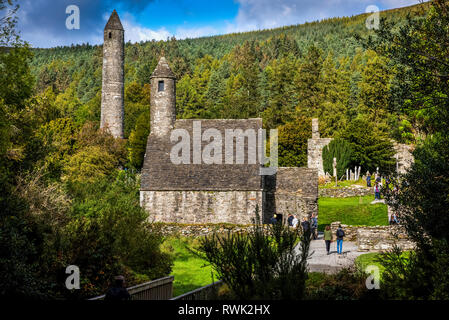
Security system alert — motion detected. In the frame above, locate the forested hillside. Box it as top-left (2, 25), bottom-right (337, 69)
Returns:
top-left (3, 0), bottom-right (449, 300)
top-left (29, 3), bottom-right (428, 171)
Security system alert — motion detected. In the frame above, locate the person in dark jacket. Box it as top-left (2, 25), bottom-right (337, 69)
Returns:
top-left (105, 275), bottom-right (131, 301)
top-left (366, 174), bottom-right (372, 187)
top-left (287, 214), bottom-right (294, 227)
top-left (336, 225), bottom-right (345, 254)
top-left (301, 217), bottom-right (310, 235)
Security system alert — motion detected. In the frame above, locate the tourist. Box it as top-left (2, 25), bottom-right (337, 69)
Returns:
top-left (301, 217), bottom-right (310, 235)
top-left (310, 214), bottom-right (318, 240)
top-left (336, 224), bottom-right (345, 254)
top-left (374, 183), bottom-right (381, 200)
top-left (292, 215), bottom-right (299, 228)
top-left (366, 174), bottom-right (372, 187)
top-left (270, 214), bottom-right (278, 224)
top-left (105, 275), bottom-right (131, 301)
top-left (390, 212), bottom-right (399, 225)
top-left (376, 175), bottom-right (382, 188)
top-left (324, 225), bottom-right (333, 255)
top-left (287, 214), bottom-right (294, 227)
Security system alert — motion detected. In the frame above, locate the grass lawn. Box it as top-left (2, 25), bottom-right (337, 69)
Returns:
top-left (163, 237), bottom-right (216, 297)
top-left (355, 252), bottom-right (385, 274)
top-left (355, 251), bottom-right (411, 277)
top-left (318, 195), bottom-right (388, 231)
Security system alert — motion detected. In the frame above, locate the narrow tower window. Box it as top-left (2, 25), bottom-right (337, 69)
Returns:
top-left (158, 80), bottom-right (165, 92)
top-left (108, 32), bottom-right (112, 39)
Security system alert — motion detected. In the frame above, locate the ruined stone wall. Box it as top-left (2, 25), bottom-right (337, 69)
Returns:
top-left (319, 186), bottom-right (373, 198)
top-left (356, 226), bottom-right (415, 252)
top-left (307, 119), bottom-right (332, 177)
top-left (157, 223), bottom-right (265, 237)
top-left (393, 142), bottom-right (414, 174)
top-left (330, 222), bottom-right (415, 252)
top-left (101, 28), bottom-right (124, 139)
top-left (140, 190), bottom-right (264, 224)
top-left (264, 167), bottom-right (318, 222)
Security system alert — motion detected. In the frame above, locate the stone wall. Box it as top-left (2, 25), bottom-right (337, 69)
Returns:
top-left (264, 167), bottom-right (318, 222)
top-left (140, 190), bottom-right (264, 224)
top-left (330, 221), bottom-right (415, 252)
top-left (307, 119), bottom-right (332, 177)
top-left (319, 186), bottom-right (373, 198)
top-left (356, 226), bottom-right (415, 252)
top-left (157, 223), bottom-right (261, 237)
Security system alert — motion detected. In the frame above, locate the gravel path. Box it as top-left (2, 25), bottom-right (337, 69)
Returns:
top-left (297, 232), bottom-right (366, 274)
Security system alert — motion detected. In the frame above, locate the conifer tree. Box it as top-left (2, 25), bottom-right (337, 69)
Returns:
top-left (295, 45), bottom-right (324, 118)
top-left (322, 138), bottom-right (353, 177)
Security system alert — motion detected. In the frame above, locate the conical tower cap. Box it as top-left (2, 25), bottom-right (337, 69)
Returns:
top-left (105, 10), bottom-right (124, 31)
top-left (150, 57), bottom-right (176, 79)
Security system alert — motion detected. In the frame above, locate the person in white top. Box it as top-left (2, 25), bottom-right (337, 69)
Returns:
top-left (292, 215), bottom-right (299, 228)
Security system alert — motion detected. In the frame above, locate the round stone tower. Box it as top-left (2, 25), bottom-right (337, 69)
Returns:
top-left (100, 10), bottom-right (124, 139)
top-left (150, 57), bottom-right (176, 137)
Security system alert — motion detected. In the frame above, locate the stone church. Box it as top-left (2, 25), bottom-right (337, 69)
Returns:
top-left (100, 11), bottom-right (318, 225)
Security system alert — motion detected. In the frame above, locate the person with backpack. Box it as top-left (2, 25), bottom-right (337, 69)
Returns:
top-left (336, 224), bottom-right (345, 254)
top-left (324, 225), bottom-right (333, 255)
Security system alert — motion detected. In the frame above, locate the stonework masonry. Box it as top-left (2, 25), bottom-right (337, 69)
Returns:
top-left (101, 10), bottom-right (124, 139)
top-left (307, 119), bottom-right (414, 177)
top-left (140, 57), bottom-right (318, 224)
top-left (330, 222), bottom-right (415, 252)
top-left (393, 142), bottom-right (414, 174)
top-left (264, 167), bottom-right (318, 223)
top-left (307, 119), bottom-right (332, 177)
top-left (319, 186), bottom-right (373, 198)
top-left (140, 190), bottom-right (263, 224)
top-left (150, 57), bottom-right (176, 137)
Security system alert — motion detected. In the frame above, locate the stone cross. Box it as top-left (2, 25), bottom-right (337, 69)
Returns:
top-left (333, 157), bottom-right (337, 186)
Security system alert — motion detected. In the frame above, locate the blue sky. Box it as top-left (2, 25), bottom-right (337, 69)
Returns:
top-left (15, 0), bottom-right (423, 48)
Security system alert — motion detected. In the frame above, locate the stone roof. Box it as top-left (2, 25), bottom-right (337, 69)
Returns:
top-left (141, 118), bottom-right (264, 191)
top-left (105, 10), bottom-right (123, 31)
top-left (150, 57), bottom-right (176, 79)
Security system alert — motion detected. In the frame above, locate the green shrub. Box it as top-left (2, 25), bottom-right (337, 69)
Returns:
top-left (196, 208), bottom-right (311, 300)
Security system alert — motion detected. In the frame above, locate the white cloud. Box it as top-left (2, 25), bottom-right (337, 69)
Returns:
top-left (122, 20), bottom-right (171, 42)
top-left (174, 26), bottom-right (220, 39)
top-left (225, 0), bottom-right (424, 34)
